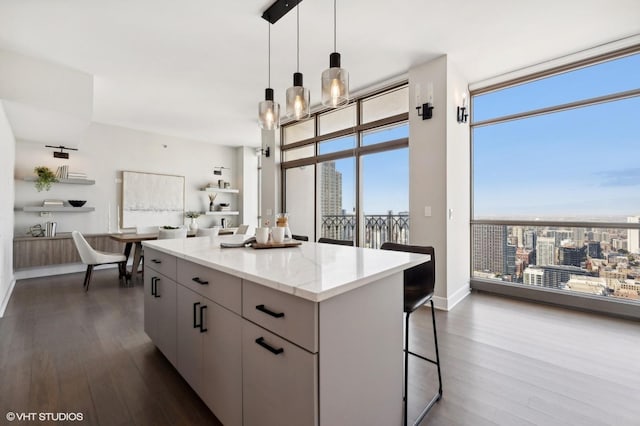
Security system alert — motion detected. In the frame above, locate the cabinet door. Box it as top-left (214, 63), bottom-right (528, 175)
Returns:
top-left (154, 274), bottom-right (177, 367)
top-left (177, 285), bottom-right (204, 395)
top-left (202, 303), bottom-right (242, 426)
top-left (242, 320), bottom-right (318, 426)
top-left (143, 272), bottom-right (157, 343)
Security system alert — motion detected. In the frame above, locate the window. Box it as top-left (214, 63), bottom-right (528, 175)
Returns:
top-left (471, 50), bottom-right (640, 307)
top-left (282, 84), bottom-right (410, 247)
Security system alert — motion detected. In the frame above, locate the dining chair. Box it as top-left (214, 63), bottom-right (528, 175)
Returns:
top-left (380, 242), bottom-right (441, 426)
top-left (235, 224), bottom-right (250, 235)
top-left (317, 237), bottom-right (354, 246)
top-left (292, 234), bottom-right (309, 241)
top-left (196, 227), bottom-right (220, 237)
top-left (134, 226), bottom-right (158, 276)
top-left (72, 230), bottom-right (128, 291)
top-left (158, 227), bottom-right (188, 239)
top-left (136, 225), bottom-right (158, 234)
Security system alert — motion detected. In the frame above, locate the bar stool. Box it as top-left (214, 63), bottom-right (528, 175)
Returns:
top-left (380, 242), bottom-right (442, 426)
top-left (317, 237), bottom-right (354, 246)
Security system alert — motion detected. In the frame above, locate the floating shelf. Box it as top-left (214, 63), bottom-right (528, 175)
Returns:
top-left (205, 211), bottom-right (239, 216)
top-left (22, 206), bottom-right (95, 213)
top-left (23, 177), bottom-right (95, 185)
top-left (200, 187), bottom-right (239, 194)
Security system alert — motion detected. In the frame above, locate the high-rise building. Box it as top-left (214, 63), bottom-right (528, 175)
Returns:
top-left (536, 237), bottom-right (555, 266)
top-left (628, 216), bottom-right (640, 254)
top-left (320, 161), bottom-right (342, 216)
top-left (523, 230), bottom-right (536, 250)
top-left (472, 224), bottom-right (508, 275)
top-left (585, 241), bottom-right (602, 259)
top-left (523, 265), bottom-right (587, 289)
top-left (558, 246), bottom-right (585, 267)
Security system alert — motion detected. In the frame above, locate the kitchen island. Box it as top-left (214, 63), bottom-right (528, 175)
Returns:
top-left (142, 235), bottom-right (430, 426)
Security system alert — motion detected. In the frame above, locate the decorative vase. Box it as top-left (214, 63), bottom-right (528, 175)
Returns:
top-left (209, 201), bottom-right (214, 212)
top-left (189, 217), bottom-right (198, 232)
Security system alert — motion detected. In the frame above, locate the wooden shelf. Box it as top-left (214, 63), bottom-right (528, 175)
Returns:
top-left (22, 206), bottom-right (95, 213)
top-left (23, 176), bottom-right (95, 185)
top-left (200, 187), bottom-right (239, 194)
top-left (205, 211), bottom-right (239, 216)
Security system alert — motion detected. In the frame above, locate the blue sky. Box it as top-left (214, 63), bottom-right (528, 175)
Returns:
top-left (473, 53), bottom-right (640, 220)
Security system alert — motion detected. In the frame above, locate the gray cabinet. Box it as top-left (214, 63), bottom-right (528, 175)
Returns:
top-left (242, 320), bottom-right (318, 426)
top-left (144, 270), bottom-right (177, 367)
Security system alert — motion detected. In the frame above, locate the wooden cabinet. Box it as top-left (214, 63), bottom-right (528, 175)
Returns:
top-left (144, 270), bottom-right (177, 367)
top-left (242, 320), bottom-right (317, 426)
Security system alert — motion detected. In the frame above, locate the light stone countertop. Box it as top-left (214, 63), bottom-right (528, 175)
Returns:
top-left (143, 235), bottom-right (430, 302)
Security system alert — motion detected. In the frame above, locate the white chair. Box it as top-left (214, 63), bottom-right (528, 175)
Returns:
top-left (196, 227), bottom-right (220, 237)
top-left (235, 224), bottom-right (250, 235)
top-left (72, 230), bottom-right (127, 291)
top-left (134, 226), bottom-right (158, 278)
top-left (136, 225), bottom-right (158, 234)
top-left (158, 227), bottom-right (188, 239)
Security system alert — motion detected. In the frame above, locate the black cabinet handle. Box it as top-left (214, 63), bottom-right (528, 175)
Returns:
top-left (199, 305), bottom-right (208, 333)
top-left (150, 277), bottom-right (156, 296)
top-left (256, 304), bottom-right (285, 318)
top-left (192, 277), bottom-right (209, 285)
top-left (154, 278), bottom-right (161, 298)
top-left (193, 302), bottom-right (200, 328)
top-left (255, 337), bottom-right (284, 355)
top-left (151, 259), bottom-right (162, 264)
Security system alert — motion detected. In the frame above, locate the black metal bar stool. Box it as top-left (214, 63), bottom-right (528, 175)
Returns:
top-left (317, 237), bottom-right (354, 246)
top-left (380, 243), bottom-right (442, 426)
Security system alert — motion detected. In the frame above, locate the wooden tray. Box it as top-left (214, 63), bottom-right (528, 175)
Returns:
top-left (250, 241), bottom-right (302, 249)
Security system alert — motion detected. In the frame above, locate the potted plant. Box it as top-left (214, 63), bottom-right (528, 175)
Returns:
top-left (33, 166), bottom-right (58, 192)
top-left (185, 211), bottom-right (201, 232)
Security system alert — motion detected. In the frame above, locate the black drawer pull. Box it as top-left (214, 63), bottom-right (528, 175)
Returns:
top-left (199, 305), bottom-right (208, 333)
top-left (193, 302), bottom-right (200, 328)
top-left (256, 304), bottom-right (285, 318)
top-left (151, 259), bottom-right (162, 264)
top-left (255, 337), bottom-right (284, 355)
top-left (192, 277), bottom-right (209, 285)
top-left (151, 277), bottom-right (157, 296)
top-left (154, 278), bottom-right (161, 298)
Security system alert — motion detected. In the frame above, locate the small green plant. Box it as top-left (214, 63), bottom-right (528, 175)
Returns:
top-left (185, 211), bottom-right (201, 218)
top-left (34, 166), bottom-right (58, 192)
top-left (162, 225), bottom-right (180, 229)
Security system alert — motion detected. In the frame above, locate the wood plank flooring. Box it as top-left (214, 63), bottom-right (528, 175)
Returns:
top-left (1, 270), bottom-right (639, 425)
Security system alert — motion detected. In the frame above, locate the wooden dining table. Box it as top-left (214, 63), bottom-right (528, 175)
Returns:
top-left (109, 228), bottom-right (236, 278)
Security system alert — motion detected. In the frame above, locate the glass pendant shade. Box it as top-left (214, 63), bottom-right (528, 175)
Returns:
top-left (321, 52), bottom-right (349, 107)
top-left (259, 88), bottom-right (280, 130)
top-left (286, 72), bottom-right (310, 120)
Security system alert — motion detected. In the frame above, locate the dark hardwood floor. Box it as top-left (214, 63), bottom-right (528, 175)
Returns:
top-left (1, 270), bottom-right (639, 425)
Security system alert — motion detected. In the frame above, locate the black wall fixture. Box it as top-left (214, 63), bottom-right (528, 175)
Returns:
top-left (46, 145), bottom-right (78, 159)
top-left (262, 0), bottom-right (302, 24)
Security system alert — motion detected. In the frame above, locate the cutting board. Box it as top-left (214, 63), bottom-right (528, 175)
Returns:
top-left (250, 241), bottom-right (302, 249)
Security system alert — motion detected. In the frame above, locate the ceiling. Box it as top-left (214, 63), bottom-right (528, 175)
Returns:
top-left (1, 0), bottom-right (639, 147)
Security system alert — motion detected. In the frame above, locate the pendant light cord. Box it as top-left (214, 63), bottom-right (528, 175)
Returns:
top-left (333, 0), bottom-right (337, 52)
top-left (267, 22), bottom-right (271, 87)
top-left (296, 3), bottom-right (300, 72)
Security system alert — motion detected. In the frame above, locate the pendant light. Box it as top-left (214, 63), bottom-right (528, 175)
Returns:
top-left (258, 22), bottom-right (280, 130)
top-left (285, 2), bottom-right (310, 120)
top-left (321, 0), bottom-right (349, 107)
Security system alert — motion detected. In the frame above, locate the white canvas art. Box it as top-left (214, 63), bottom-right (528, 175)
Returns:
top-left (121, 171), bottom-right (185, 228)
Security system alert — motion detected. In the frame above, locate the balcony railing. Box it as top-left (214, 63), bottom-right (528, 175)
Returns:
top-left (321, 214), bottom-right (410, 249)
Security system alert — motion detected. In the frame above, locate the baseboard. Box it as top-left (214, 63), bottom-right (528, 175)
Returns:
top-left (432, 284), bottom-right (471, 311)
top-left (14, 262), bottom-right (119, 280)
top-left (0, 277), bottom-right (16, 318)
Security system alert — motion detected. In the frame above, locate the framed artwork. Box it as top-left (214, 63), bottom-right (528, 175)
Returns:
top-left (121, 171), bottom-right (185, 228)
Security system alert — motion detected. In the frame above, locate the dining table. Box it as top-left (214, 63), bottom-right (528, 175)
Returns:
top-left (109, 228), bottom-right (236, 278)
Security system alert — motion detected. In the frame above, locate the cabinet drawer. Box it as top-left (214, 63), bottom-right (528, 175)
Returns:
top-left (177, 259), bottom-right (241, 314)
top-left (242, 280), bottom-right (318, 353)
top-left (242, 320), bottom-right (317, 426)
top-left (144, 247), bottom-right (177, 280)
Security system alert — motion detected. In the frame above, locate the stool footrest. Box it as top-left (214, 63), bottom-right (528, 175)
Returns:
top-left (412, 391), bottom-right (442, 426)
top-left (406, 349), bottom-right (439, 366)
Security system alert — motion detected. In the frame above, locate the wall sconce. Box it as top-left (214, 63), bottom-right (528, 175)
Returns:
top-left (46, 145), bottom-right (77, 159)
top-left (415, 83), bottom-right (434, 120)
top-left (213, 166), bottom-right (230, 176)
top-left (457, 92), bottom-right (469, 123)
top-left (259, 146), bottom-right (271, 157)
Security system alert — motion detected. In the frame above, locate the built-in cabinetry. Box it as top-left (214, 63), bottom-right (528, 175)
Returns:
top-left (201, 187), bottom-right (240, 216)
top-left (19, 176), bottom-right (96, 213)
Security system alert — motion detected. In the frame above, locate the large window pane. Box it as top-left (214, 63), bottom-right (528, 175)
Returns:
top-left (283, 119), bottom-right (314, 145)
top-left (318, 158), bottom-right (355, 243)
top-left (361, 148), bottom-right (409, 248)
top-left (474, 53), bottom-right (640, 122)
top-left (473, 96), bottom-right (640, 222)
top-left (319, 104), bottom-right (356, 135)
top-left (285, 166), bottom-right (315, 241)
top-left (361, 86), bottom-right (408, 123)
top-left (318, 135), bottom-right (355, 155)
top-left (283, 144), bottom-right (314, 162)
top-left (472, 224), bottom-right (640, 303)
top-left (362, 123), bottom-right (408, 146)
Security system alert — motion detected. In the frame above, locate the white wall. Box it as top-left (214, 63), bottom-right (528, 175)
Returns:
top-left (237, 146), bottom-right (259, 229)
top-left (409, 55), bottom-right (471, 310)
top-left (0, 102), bottom-right (16, 316)
top-left (14, 122), bottom-right (241, 237)
top-left (260, 129), bottom-right (280, 228)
